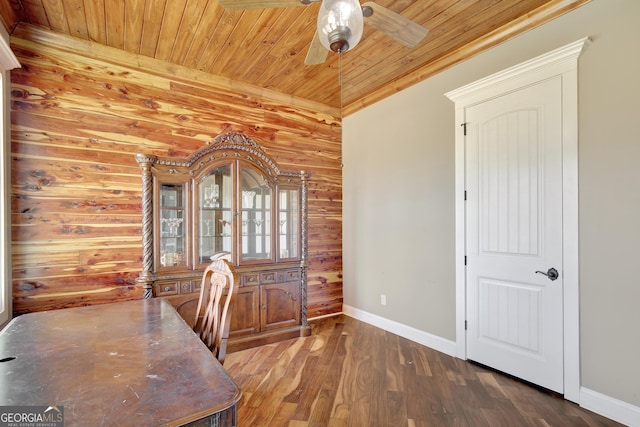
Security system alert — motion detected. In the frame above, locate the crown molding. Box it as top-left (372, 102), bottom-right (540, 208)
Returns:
top-left (343, 0), bottom-right (590, 116)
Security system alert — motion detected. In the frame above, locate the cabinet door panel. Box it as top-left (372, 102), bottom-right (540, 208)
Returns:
top-left (261, 282), bottom-right (300, 331)
top-left (197, 164), bottom-right (233, 267)
top-left (240, 166), bottom-right (273, 263)
top-left (157, 182), bottom-right (189, 270)
top-left (229, 287), bottom-right (260, 337)
top-left (278, 187), bottom-right (300, 260)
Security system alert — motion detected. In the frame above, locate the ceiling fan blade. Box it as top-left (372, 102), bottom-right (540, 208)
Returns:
top-left (218, 0), bottom-right (305, 10)
top-left (361, 2), bottom-right (428, 48)
top-left (304, 31), bottom-right (328, 65)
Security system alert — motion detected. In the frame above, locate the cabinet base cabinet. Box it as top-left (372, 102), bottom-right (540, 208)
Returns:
top-left (154, 267), bottom-right (311, 352)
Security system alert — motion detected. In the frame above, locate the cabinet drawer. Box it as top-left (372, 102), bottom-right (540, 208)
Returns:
top-left (154, 281), bottom-right (178, 296)
top-left (281, 269), bottom-right (301, 282)
top-left (242, 273), bottom-right (260, 286)
top-left (260, 271), bottom-right (278, 284)
top-left (178, 280), bottom-right (192, 294)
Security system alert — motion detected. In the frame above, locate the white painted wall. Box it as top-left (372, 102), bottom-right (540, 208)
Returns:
top-left (343, 0), bottom-right (640, 416)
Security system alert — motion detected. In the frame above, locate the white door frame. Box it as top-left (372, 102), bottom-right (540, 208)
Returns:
top-left (446, 38), bottom-right (590, 403)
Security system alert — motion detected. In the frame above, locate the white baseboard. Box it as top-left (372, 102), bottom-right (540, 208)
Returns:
top-left (341, 305), bottom-right (640, 427)
top-left (581, 387), bottom-right (640, 427)
top-left (342, 304), bottom-right (457, 357)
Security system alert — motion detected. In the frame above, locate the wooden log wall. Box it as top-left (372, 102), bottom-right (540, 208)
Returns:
top-left (9, 24), bottom-right (343, 319)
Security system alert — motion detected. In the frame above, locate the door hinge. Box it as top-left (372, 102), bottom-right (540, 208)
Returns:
top-left (464, 256), bottom-right (467, 266)
top-left (464, 190), bottom-right (467, 201)
top-left (465, 320), bottom-right (468, 330)
top-left (461, 122), bottom-right (467, 136)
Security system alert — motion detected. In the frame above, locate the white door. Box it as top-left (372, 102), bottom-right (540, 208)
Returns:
top-left (465, 76), bottom-right (564, 393)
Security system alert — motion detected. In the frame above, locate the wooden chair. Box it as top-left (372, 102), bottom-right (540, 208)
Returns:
top-left (177, 259), bottom-right (238, 364)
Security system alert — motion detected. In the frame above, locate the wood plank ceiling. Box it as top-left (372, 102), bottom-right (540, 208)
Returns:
top-left (0, 0), bottom-right (587, 115)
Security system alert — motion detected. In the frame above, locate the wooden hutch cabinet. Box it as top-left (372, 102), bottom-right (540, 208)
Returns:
top-left (135, 132), bottom-right (311, 351)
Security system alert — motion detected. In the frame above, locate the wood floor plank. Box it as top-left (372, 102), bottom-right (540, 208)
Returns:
top-left (267, 402), bottom-right (297, 427)
top-left (225, 315), bottom-right (625, 427)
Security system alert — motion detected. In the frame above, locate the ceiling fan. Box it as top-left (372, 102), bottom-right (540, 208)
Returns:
top-left (217, 0), bottom-right (429, 65)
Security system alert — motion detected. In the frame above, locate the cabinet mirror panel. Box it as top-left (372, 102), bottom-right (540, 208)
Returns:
top-left (198, 165), bottom-right (232, 264)
top-left (240, 166), bottom-right (272, 262)
top-left (279, 188), bottom-right (299, 260)
top-left (159, 183), bottom-right (186, 268)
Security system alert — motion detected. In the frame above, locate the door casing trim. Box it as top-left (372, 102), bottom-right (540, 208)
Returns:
top-left (446, 37), bottom-right (590, 403)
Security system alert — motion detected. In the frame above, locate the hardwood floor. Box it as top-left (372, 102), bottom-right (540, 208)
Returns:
top-left (224, 315), bottom-right (623, 427)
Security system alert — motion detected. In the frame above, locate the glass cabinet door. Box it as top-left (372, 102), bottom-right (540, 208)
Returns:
top-left (240, 166), bottom-right (272, 262)
top-left (198, 165), bottom-right (233, 264)
top-left (159, 183), bottom-right (187, 268)
top-left (194, 161), bottom-right (300, 266)
top-left (278, 187), bottom-right (300, 260)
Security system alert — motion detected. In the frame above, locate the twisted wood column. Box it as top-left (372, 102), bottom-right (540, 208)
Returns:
top-left (135, 154), bottom-right (157, 299)
top-left (300, 170), bottom-right (310, 332)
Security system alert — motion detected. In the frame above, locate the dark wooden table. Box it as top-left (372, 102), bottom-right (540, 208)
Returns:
top-left (0, 298), bottom-right (241, 426)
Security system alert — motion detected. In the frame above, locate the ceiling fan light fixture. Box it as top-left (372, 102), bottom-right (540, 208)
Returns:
top-left (327, 26), bottom-right (351, 53)
top-left (317, 0), bottom-right (363, 53)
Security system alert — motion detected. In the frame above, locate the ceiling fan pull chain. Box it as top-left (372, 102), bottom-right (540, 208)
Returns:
top-left (339, 51), bottom-right (343, 119)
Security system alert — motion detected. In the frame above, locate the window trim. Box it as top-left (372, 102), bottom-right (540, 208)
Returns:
top-left (0, 25), bottom-right (19, 327)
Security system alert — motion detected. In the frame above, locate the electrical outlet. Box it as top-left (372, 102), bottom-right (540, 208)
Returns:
top-left (380, 294), bottom-right (387, 305)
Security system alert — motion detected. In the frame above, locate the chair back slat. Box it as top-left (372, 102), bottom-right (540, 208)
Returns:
top-left (192, 259), bottom-right (238, 364)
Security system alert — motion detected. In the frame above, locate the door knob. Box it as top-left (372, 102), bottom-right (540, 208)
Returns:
top-left (535, 267), bottom-right (559, 281)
